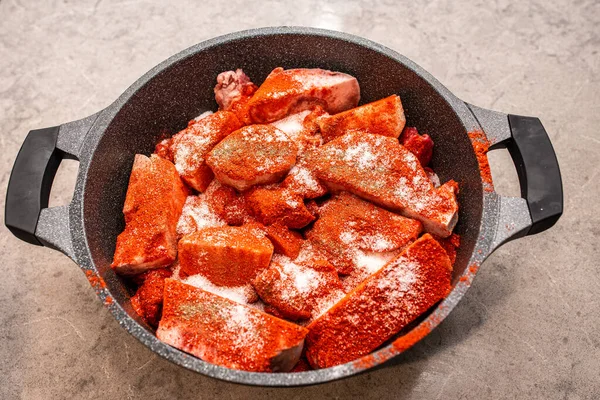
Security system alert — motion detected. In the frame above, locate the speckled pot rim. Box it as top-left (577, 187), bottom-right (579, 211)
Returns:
top-left (60, 27), bottom-right (533, 386)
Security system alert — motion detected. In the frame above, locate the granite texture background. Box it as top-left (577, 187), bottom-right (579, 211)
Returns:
top-left (1, 0), bottom-right (599, 399)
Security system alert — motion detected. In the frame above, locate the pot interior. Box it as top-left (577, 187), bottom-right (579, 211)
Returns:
top-left (82, 32), bottom-right (483, 331)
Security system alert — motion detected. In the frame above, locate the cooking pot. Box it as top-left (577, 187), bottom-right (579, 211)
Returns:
top-left (5, 27), bottom-right (563, 386)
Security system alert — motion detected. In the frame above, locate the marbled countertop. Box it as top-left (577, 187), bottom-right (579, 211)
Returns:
top-left (1, 0), bottom-right (598, 399)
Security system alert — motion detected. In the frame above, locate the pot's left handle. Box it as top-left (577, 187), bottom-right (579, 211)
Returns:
top-left (4, 112), bottom-right (100, 260)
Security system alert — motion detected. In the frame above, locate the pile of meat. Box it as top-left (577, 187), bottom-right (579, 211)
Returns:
top-left (111, 67), bottom-right (461, 373)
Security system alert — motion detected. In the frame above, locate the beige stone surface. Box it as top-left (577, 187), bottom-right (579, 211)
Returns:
top-left (1, 0), bottom-right (599, 398)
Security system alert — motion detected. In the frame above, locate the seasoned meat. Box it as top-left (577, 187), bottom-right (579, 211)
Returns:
top-left (214, 69), bottom-right (258, 124)
top-left (247, 68), bottom-right (360, 123)
top-left (154, 113), bottom-right (214, 163)
top-left (206, 125), bottom-right (298, 191)
top-left (130, 268), bottom-right (172, 328)
top-left (262, 222), bottom-right (305, 259)
top-left (306, 131), bottom-right (458, 237)
top-left (253, 243), bottom-right (344, 321)
top-left (176, 194), bottom-right (227, 238)
top-left (156, 279), bottom-right (308, 372)
top-left (424, 167), bottom-right (441, 187)
top-left (173, 261), bottom-right (259, 305)
top-left (177, 179), bottom-right (251, 238)
top-left (305, 192), bottom-right (422, 275)
top-left (178, 225), bottom-right (274, 287)
top-left (305, 234), bottom-right (452, 368)
top-left (154, 138), bottom-right (173, 162)
top-left (244, 185), bottom-right (315, 229)
top-left (170, 111), bottom-right (242, 192)
top-left (304, 199), bottom-right (321, 218)
top-left (116, 64), bottom-right (463, 376)
top-left (317, 95), bottom-right (405, 143)
top-left (202, 179), bottom-right (251, 225)
top-left (112, 154), bottom-right (188, 275)
top-left (281, 152), bottom-right (328, 199)
top-left (433, 233), bottom-right (461, 266)
top-left (400, 127), bottom-right (434, 167)
top-left (270, 108), bottom-right (325, 155)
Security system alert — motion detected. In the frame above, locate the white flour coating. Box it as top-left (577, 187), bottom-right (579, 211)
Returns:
top-left (353, 250), bottom-right (397, 275)
top-left (360, 233), bottom-right (395, 252)
top-left (276, 255), bottom-right (323, 296)
top-left (240, 126), bottom-right (291, 142)
top-left (376, 261), bottom-right (418, 294)
top-left (270, 111), bottom-right (311, 141)
top-left (270, 110), bottom-right (315, 155)
top-left (172, 264), bottom-right (255, 304)
top-left (174, 133), bottom-right (212, 176)
top-left (288, 165), bottom-right (320, 191)
top-left (342, 141), bottom-right (377, 169)
top-left (265, 248), bottom-right (345, 321)
top-left (339, 230), bottom-right (357, 245)
top-left (224, 304), bottom-right (265, 349)
top-left (176, 195), bottom-right (226, 237)
top-left (284, 194), bottom-right (300, 208)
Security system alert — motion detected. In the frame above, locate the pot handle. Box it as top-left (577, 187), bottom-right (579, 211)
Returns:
top-left (503, 114), bottom-right (563, 234)
top-left (4, 112), bottom-right (100, 260)
top-left (468, 105), bottom-right (563, 248)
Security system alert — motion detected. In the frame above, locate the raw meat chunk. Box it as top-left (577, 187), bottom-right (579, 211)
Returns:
top-left (306, 192), bottom-right (422, 275)
top-left (170, 111), bottom-right (242, 192)
top-left (131, 268), bottom-right (172, 328)
top-left (424, 167), bottom-right (441, 187)
top-left (154, 138), bottom-right (173, 162)
top-left (154, 113), bottom-right (214, 163)
top-left (177, 179), bottom-right (251, 237)
top-left (244, 185), bottom-right (315, 229)
top-left (270, 108), bottom-right (325, 155)
top-left (157, 279), bottom-right (308, 372)
top-left (433, 233), bottom-right (461, 266)
top-left (307, 131), bottom-right (458, 237)
top-left (214, 69), bottom-right (258, 124)
top-left (248, 68), bottom-right (360, 123)
top-left (400, 127), bottom-right (434, 167)
top-left (112, 154), bottom-right (188, 275)
top-left (318, 95), bottom-right (405, 143)
top-left (281, 153), bottom-right (328, 199)
top-left (305, 234), bottom-right (452, 368)
top-left (203, 179), bottom-right (251, 225)
top-left (214, 69), bottom-right (257, 110)
top-left (339, 250), bottom-right (400, 293)
top-left (253, 243), bottom-right (344, 321)
top-left (178, 225), bottom-right (274, 286)
top-left (176, 194), bottom-right (227, 238)
top-left (173, 262), bottom-right (259, 304)
top-left (263, 222), bottom-right (304, 259)
top-left (206, 125), bottom-right (298, 191)
top-left (304, 199), bottom-right (320, 218)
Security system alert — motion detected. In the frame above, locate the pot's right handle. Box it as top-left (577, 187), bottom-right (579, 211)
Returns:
top-left (503, 114), bottom-right (563, 234)
top-left (468, 105), bottom-right (563, 248)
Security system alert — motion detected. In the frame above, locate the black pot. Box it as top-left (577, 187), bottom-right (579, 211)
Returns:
top-left (5, 27), bottom-right (562, 386)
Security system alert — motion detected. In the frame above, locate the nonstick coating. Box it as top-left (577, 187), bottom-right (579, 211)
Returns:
top-left (73, 28), bottom-right (489, 385)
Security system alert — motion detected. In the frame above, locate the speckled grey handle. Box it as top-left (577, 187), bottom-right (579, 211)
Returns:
top-left (468, 104), bottom-right (563, 254)
top-left (24, 112), bottom-right (100, 261)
